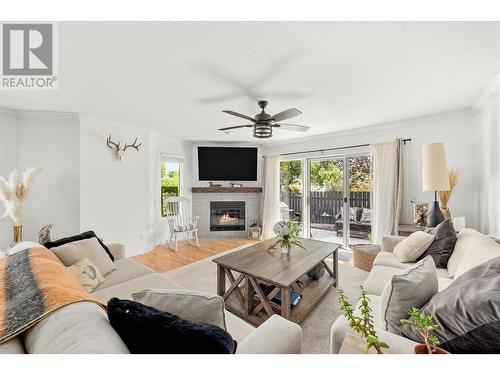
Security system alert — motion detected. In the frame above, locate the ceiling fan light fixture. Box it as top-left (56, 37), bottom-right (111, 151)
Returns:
top-left (253, 124), bottom-right (273, 138)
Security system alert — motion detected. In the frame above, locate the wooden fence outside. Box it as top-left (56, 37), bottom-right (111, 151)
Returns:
top-left (281, 191), bottom-right (370, 224)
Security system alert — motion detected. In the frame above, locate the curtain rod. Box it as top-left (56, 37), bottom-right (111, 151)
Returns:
top-left (278, 138), bottom-right (412, 157)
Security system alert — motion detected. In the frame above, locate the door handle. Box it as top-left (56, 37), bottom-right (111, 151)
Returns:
top-left (343, 197), bottom-right (348, 203)
top-left (307, 196), bottom-right (311, 206)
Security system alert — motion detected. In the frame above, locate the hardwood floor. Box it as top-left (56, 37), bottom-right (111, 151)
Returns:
top-left (132, 239), bottom-right (259, 273)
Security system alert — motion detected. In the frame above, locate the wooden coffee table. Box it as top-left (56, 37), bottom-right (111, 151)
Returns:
top-left (213, 238), bottom-right (340, 326)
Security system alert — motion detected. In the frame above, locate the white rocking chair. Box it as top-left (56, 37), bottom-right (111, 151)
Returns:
top-left (166, 196), bottom-right (200, 251)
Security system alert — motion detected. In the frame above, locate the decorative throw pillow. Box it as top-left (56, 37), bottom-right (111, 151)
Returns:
top-left (132, 289), bottom-right (226, 330)
top-left (361, 208), bottom-right (371, 222)
top-left (417, 220), bottom-right (457, 268)
top-left (67, 257), bottom-right (104, 292)
top-left (44, 230), bottom-right (114, 262)
top-left (401, 256), bottom-right (500, 353)
top-left (50, 237), bottom-right (115, 275)
top-left (379, 256), bottom-right (438, 334)
top-left (107, 298), bottom-right (237, 354)
top-left (355, 207), bottom-right (364, 222)
top-left (393, 231), bottom-right (435, 262)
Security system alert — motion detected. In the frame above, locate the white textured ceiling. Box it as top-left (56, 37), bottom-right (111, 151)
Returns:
top-left (1, 22), bottom-right (500, 143)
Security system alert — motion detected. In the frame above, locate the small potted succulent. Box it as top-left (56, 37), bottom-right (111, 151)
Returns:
top-left (400, 307), bottom-right (448, 354)
top-left (268, 220), bottom-right (305, 254)
top-left (338, 286), bottom-right (389, 354)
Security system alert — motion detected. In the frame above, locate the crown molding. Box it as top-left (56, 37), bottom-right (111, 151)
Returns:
top-left (472, 72), bottom-right (500, 114)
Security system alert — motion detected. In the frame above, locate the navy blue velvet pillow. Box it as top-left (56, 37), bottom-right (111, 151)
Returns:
top-left (107, 298), bottom-right (237, 354)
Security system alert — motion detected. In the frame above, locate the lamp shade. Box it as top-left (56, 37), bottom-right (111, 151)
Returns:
top-left (422, 143), bottom-right (450, 191)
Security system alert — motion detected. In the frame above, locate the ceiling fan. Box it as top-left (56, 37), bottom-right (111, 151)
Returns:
top-left (218, 100), bottom-right (310, 138)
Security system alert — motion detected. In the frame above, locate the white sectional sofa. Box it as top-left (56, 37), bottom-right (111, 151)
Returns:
top-left (330, 228), bottom-right (500, 353)
top-left (0, 243), bottom-right (302, 354)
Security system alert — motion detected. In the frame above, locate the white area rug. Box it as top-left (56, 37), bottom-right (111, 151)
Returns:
top-left (163, 244), bottom-right (368, 354)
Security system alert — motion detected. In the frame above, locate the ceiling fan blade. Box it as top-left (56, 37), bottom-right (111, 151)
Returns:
top-left (272, 108), bottom-right (303, 122)
top-left (274, 123), bottom-right (310, 132)
top-left (218, 125), bottom-right (254, 131)
top-left (222, 110), bottom-right (256, 123)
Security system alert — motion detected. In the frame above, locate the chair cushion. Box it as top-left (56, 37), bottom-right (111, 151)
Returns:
top-left (379, 256), bottom-right (438, 334)
top-left (417, 220), bottom-right (457, 268)
top-left (132, 289), bottom-right (226, 330)
top-left (107, 298), bottom-right (237, 354)
top-left (174, 223), bottom-right (195, 232)
top-left (393, 231), bottom-right (434, 262)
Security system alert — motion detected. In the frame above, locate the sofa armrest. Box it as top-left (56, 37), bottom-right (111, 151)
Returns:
top-left (106, 243), bottom-right (125, 260)
top-left (236, 315), bottom-right (302, 354)
top-left (330, 315), bottom-right (417, 354)
top-left (381, 236), bottom-right (405, 252)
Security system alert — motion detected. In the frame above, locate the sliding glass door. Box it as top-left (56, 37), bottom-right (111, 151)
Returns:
top-left (279, 153), bottom-right (372, 247)
top-left (307, 158), bottom-right (345, 245)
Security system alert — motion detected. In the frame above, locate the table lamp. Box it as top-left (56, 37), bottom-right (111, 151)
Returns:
top-left (422, 143), bottom-right (450, 227)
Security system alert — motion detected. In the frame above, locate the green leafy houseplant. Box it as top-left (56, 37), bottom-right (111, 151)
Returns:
top-left (338, 286), bottom-right (389, 354)
top-left (400, 307), bottom-right (445, 354)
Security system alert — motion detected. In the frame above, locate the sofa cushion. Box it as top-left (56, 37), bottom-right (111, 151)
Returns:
top-left (93, 258), bottom-right (153, 291)
top-left (373, 252), bottom-right (411, 269)
top-left (91, 273), bottom-right (183, 302)
top-left (417, 220), bottom-right (457, 268)
top-left (393, 231), bottom-right (434, 262)
top-left (447, 228), bottom-right (497, 278)
top-left (67, 257), bottom-right (105, 292)
top-left (0, 337), bottom-right (25, 354)
top-left (107, 298), bottom-right (237, 354)
top-left (24, 302), bottom-right (129, 354)
top-left (132, 289), bottom-right (226, 330)
top-left (364, 266), bottom-right (403, 295)
top-left (45, 230), bottom-right (114, 262)
top-left (50, 237), bottom-right (115, 275)
top-left (454, 231), bottom-right (500, 278)
top-left (225, 311), bottom-right (255, 343)
top-left (401, 256), bottom-right (500, 354)
top-left (379, 257), bottom-right (438, 334)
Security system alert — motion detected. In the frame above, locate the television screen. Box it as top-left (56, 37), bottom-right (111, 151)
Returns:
top-left (198, 147), bottom-right (258, 181)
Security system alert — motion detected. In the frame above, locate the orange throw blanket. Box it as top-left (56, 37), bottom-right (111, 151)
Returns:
top-left (0, 246), bottom-right (105, 344)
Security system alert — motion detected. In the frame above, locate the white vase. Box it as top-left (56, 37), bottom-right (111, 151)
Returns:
top-left (280, 244), bottom-right (291, 254)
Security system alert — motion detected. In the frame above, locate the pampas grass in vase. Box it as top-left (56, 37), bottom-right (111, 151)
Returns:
top-left (438, 168), bottom-right (459, 221)
top-left (0, 168), bottom-right (41, 245)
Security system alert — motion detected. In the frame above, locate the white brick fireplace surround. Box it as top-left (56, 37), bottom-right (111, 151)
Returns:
top-left (191, 187), bottom-right (262, 239)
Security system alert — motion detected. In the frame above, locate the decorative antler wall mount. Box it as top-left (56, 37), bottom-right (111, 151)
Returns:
top-left (106, 134), bottom-right (142, 161)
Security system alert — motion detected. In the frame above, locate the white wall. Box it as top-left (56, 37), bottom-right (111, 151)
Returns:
top-left (151, 134), bottom-right (193, 246)
top-left (262, 110), bottom-right (479, 229)
top-left (474, 77), bottom-right (500, 236)
top-left (0, 109), bottom-right (19, 247)
top-left (0, 109), bottom-right (80, 249)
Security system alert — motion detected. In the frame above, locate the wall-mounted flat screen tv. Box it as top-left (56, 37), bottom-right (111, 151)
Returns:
top-left (198, 147), bottom-right (258, 181)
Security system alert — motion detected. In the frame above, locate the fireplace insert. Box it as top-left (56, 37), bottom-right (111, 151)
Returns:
top-left (210, 201), bottom-right (245, 231)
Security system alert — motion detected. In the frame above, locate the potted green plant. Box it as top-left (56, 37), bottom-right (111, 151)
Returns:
top-left (400, 307), bottom-right (448, 354)
top-left (338, 286), bottom-right (389, 354)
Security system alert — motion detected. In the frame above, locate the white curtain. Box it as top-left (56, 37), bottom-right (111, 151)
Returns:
top-left (370, 139), bottom-right (403, 244)
top-left (260, 155), bottom-right (281, 239)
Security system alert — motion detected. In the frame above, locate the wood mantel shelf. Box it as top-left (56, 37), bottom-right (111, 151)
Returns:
top-left (192, 187), bottom-right (263, 193)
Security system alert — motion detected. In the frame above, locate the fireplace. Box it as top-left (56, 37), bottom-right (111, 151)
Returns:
top-left (210, 201), bottom-right (245, 231)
